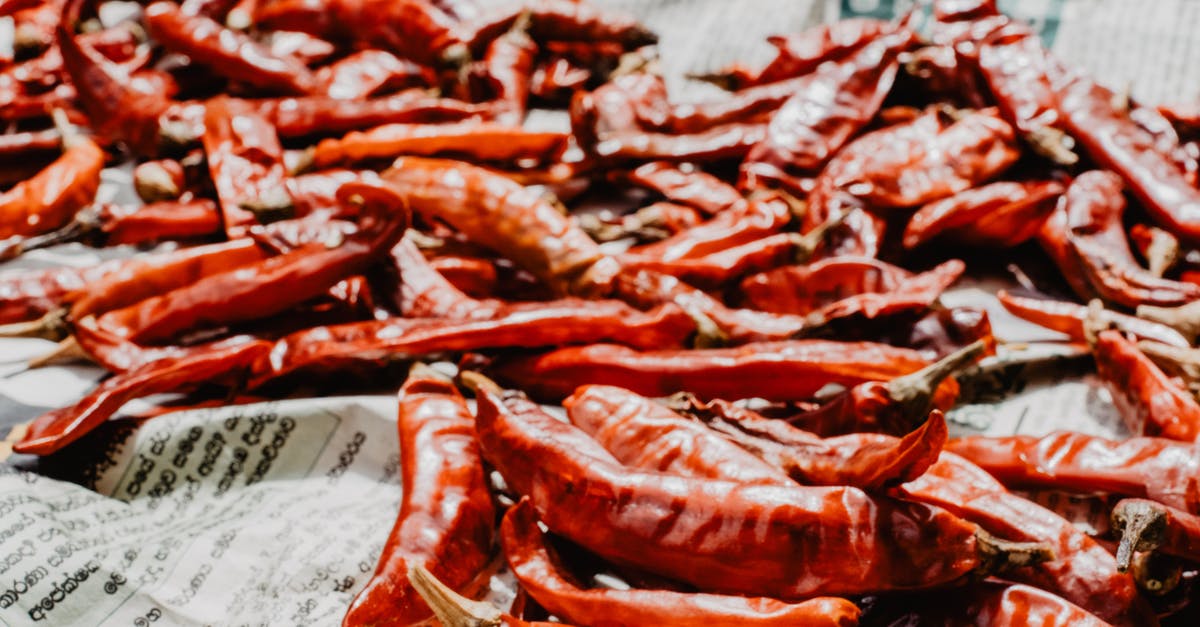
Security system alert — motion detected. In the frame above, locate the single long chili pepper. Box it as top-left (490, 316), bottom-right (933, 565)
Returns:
top-left (1113, 498), bottom-right (1200, 575)
top-left (800, 259), bottom-right (967, 330)
top-left (1065, 171), bottom-right (1200, 308)
top-left (872, 582), bottom-right (1113, 626)
top-left (786, 340), bottom-right (985, 436)
top-left (563, 384), bottom-right (793, 485)
top-left (621, 231), bottom-right (801, 289)
top-left (247, 90), bottom-right (492, 139)
top-left (0, 128), bottom-right (60, 158)
top-left (492, 339), bottom-right (948, 402)
top-left (500, 499), bottom-right (861, 627)
top-left (903, 180), bottom-right (1063, 249)
top-left (897, 452), bottom-right (1150, 625)
top-left (1037, 199), bottom-right (1099, 300)
top-left (408, 564), bottom-right (568, 627)
top-left (391, 238), bottom-right (499, 319)
top-left (0, 112), bottom-right (104, 239)
top-left (311, 123), bottom-right (567, 168)
top-left (625, 193), bottom-right (790, 263)
top-left (14, 335), bottom-right (272, 455)
top-left (317, 50), bottom-right (436, 101)
top-left (383, 156), bottom-right (618, 297)
top-left (624, 161), bottom-right (742, 216)
top-left (945, 431), bottom-right (1200, 514)
top-left (96, 198), bottom-right (223, 245)
top-left (476, 15), bottom-right (535, 125)
top-left (472, 384), bottom-right (1040, 600)
top-left (996, 290), bottom-right (1189, 347)
top-left (740, 256), bottom-right (911, 316)
top-left (592, 122), bottom-right (768, 162)
top-left (203, 95), bottom-right (294, 235)
top-left (463, 0), bottom-right (655, 55)
top-left (1093, 329), bottom-right (1200, 441)
top-left (342, 371), bottom-right (494, 627)
top-left (95, 180), bottom-right (408, 343)
top-left (0, 257), bottom-right (132, 327)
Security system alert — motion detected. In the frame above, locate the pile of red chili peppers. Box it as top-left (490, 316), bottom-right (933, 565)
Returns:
top-left (4, 0), bottom-right (1200, 623)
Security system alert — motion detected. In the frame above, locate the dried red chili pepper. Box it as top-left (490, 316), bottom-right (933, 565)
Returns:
top-left (409, 564), bottom-right (568, 627)
top-left (476, 15), bottom-right (535, 124)
top-left (1113, 498), bottom-right (1200, 574)
top-left (202, 95), bottom-right (294, 235)
top-left (427, 255), bottom-right (504, 299)
top-left (1093, 329), bottom-right (1200, 441)
top-left (391, 238), bottom-right (496, 319)
top-left (996, 290), bottom-right (1189, 347)
top-left (624, 193), bottom-right (791, 263)
top-left (563, 384), bottom-right (793, 485)
top-left (473, 384), bottom-right (1028, 600)
top-left (624, 161), bottom-right (742, 216)
top-left (872, 582), bottom-right (1114, 626)
top-left (463, 0), bottom-right (655, 55)
top-left (1064, 171), bottom-right (1200, 307)
top-left (500, 499), bottom-right (861, 627)
top-left (530, 56), bottom-right (590, 103)
top-left (945, 431), bottom-right (1200, 515)
top-left (903, 180), bottom-right (1063, 249)
top-left (621, 231), bottom-right (801, 289)
top-left (312, 122), bottom-right (567, 168)
top-left (897, 452), bottom-right (1150, 625)
top-left (343, 371), bottom-right (494, 627)
top-left (592, 121), bottom-right (769, 163)
top-left (0, 257), bottom-right (133, 326)
top-left (1160, 102), bottom-right (1200, 139)
top-left (0, 113), bottom-right (103, 239)
top-left (740, 256), bottom-right (911, 315)
top-left (383, 156), bottom-right (619, 297)
top-left (96, 198), bottom-right (223, 245)
top-left (317, 50), bottom-right (436, 100)
top-left (248, 91), bottom-right (492, 139)
top-left (1036, 199), bottom-right (1099, 300)
top-left (493, 339), bottom-right (949, 402)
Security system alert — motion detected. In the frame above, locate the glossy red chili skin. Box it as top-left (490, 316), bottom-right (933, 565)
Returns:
top-left (626, 194), bottom-right (790, 263)
top-left (0, 132), bottom-right (104, 239)
top-left (727, 18), bottom-right (893, 88)
top-left (476, 19), bottom-right (535, 124)
top-left (1036, 200), bottom-right (1099, 300)
top-left (312, 122), bottom-right (567, 168)
top-left (474, 388), bottom-right (980, 600)
top-left (342, 376), bottom-right (494, 627)
top-left (903, 180), bottom-right (1063, 249)
top-left (872, 582), bottom-right (1113, 626)
top-left (1093, 329), bottom-right (1200, 441)
top-left (317, 50), bottom-right (436, 100)
top-left (626, 161), bottom-right (742, 216)
top-left (0, 258), bottom-right (130, 324)
top-left (202, 95), bottom-right (294, 236)
top-left (996, 290), bottom-right (1190, 347)
top-left (740, 256), bottom-right (911, 315)
top-left (98, 199), bottom-right (222, 245)
top-left (622, 231), bottom-right (798, 289)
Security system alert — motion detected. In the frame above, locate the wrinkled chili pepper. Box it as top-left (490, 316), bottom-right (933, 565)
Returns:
top-left (476, 14), bottom-right (535, 124)
top-left (408, 564), bottom-right (567, 627)
top-left (249, 90), bottom-right (492, 139)
top-left (903, 180), bottom-right (1063, 249)
top-left (1113, 498), bottom-right (1200, 575)
top-left (530, 56), bottom-right (590, 103)
top-left (897, 451), bottom-right (1150, 625)
top-left (463, 1), bottom-right (655, 56)
top-left (1036, 198), bottom-right (1099, 300)
top-left (391, 238), bottom-right (497, 319)
top-left (1092, 329), bottom-right (1200, 442)
top-left (0, 112), bottom-right (103, 239)
top-left (96, 198), bottom-right (223, 245)
top-left (623, 192), bottom-right (791, 264)
top-left (740, 256), bottom-right (911, 315)
top-left (312, 122), bottom-right (567, 168)
top-left (203, 95), bottom-right (295, 235)
top-left (342, 371), bottom-right (494, 627)
top-left (1064, 171), bottom-right (1200, 308)
top-left (317, 50), bottom-right (436, 101)
top-left (383, 156), bottom-right (619, 297)
top-left (472, 384), bottom-right (1033, 600)
top-left (870, 582), bottom-right (1113, 626)
top-left (0, 257), bottom-right (132, 326)
top-left (592, 121), bottom-right (769, 163)
top-left (492, 339), bottom-right (950, 402)
top-left (996, 290), bottom-right (1189, 347)
top-left (500, 499), bottom-right (861, 627)
top-left (624, 161), bottom-right (742, 216)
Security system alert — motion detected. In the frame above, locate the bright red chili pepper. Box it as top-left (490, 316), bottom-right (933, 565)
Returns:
top-left (202, 95), bottom-right (295, 236)
top-left (625, 161), bottom-right (742, 216)
top-left (408, 564), bottom-right (570, 627)
top-left (903, 180), bottom-right (1063, 249)
top-left (312, 122), bottom-right (567, 168)
top-left (740, 256), bottom-right (911, 315)
top-left (1093, 329), bottom-right (1200, 441)
top-left (996, 290), bottom-right (1189, 347)
top-left (316, 50), bottom-right (436, 101)
top-left (96, 198), bottom-right (223, 245)
top-left (0, 114), bottom-right (103, 239)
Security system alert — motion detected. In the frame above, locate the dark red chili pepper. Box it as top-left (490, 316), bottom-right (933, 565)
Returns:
top-left (903, 180), bottom-right (1063, 249)
top-left (800, 260), bottom-right (966, 329)
top-left (408, 564), bottom-right (568, 627)
top-left (0, 113), bottom-right (104, 239)
top-left (492, 339), bottom-right (949, 402)
top-left (202, 95), bottom-right (294, 236)
top-left (463, 0), bottom-right (655, 55)
top-left (312, 122), bottom-right (567, 168)
top-left (740, 256), bottom-right (911, 315)
top-left (1093, 329), bottom-right (1200, 442)
top-left (472, 384), bottom-right (999, 600)
top-left (0, 257), bottom-right (130, 325)
top-left (391, 238), bottom-right (495, 319)
top-left (317, 50), bottom-right (436, 100)
top-left (0, 0), bottom-right (39, 17)
top-left (1113, 498), bottom-right (1200, 574)
top-left (96, 198), bottom-right (223, 245)
top-left (873, 582), bottom-right (1114, 626)
top-left (624, 161), bottom-right (742, 216)
top-left (248, 90), bottom-right (492, 139)
top-left (624, 193), bottom-right (790, 264)
top-left (342, 371), bottom-right (494, 627)
top-left (1065, 171), bottom-right (1200, 308)
top-left (900, 44), bottom-right (991, 109)
top-left (383, 156), bottom-right (619, 297)
top-left (476, 15), bottom-right (535, 125)
top-left (592, 122), bottom-right (769, 163)
top-left (500, 499), bottom-right (861, 627)
top-left (996, 290), bottom-right (1189, 347)
top-left (621, 231), bottom-right (800, 288)
top-left (1036, 199), bottom-right (1099, 300)
top-left (429, 255), bottom-right (506, 300)
top-left (1160, 102), bottom-right (1200, 139)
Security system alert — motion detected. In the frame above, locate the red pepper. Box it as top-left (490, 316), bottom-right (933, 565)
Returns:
top-left (529, 56), bottom-right (590, 103)
top-left (343, 371), bottom-right (494, 627)
top-left (1036, 198), bottom-right (1099, 300)
top-left (1093, 329), bottom-right (1200, 441)
top-left (312, 122), bottom-right (567, 168)
top-left (740, 256), bottom-right (911, 315)
top-left (316, 50), bottom-right (436, 100)
top-left (903, 180), bottom-right (1063, 249)
top-left (624, 193), bottom-right (791, 264)
top-left (475, 15), bottom-right (535, 124)
top-left (0, 128), bottom-right (60, 159)
top-left (390, 238), bottom-right (494, 319)
top-left (1113, 498), bottom-right (1200, 573)
top-left (0, 114), bottom-right (104, 239)
top-left (621, 231), bottom-right (800, 288)
top-left (996, 290), bottom-right (1189, 347)
top-left (875, 582), bottom-right (1114, 626)
top-left (462, 0), bottom-right (655, 56)
top-left (202, 95), bottom-right (295, 236)
top-left (591, 122), bottom-right (769, 163)
top-left (499, 499), bottom-right (861, 627)
top-left (624, 161), bottom-right (742, 216)
top-left (97, 198), bottom-right (223, 245)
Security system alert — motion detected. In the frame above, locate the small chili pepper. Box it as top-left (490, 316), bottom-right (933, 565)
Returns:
top-left (391, 238), bottom-right (497, 319)
top-left (996, 290), bottom-right (1189, 347)
top-left (1138, 300), bottom-right (1200, 345)
top-left (624, 193), bottom-right (791, 263)
top-left (1113, 498), bottom-right (1200, 574)
top-left (311, 122), bottom-right (567, 168)
top-left (903, 180), bottom-right (1063, 249)
top-left (472, 384), bottom-right (1037, 600)
top-left (945, 431), bottom-right (1200, 515)
top-left (343, 370), bottom-right (494, 627)
top-left (564, 384), bottom-right (793, 485)
top-left (799, 259), bottom-right (967, 329)
top-left (786, 339), bottom-right (985, 437)
top-left (871, 582), bottom-right (1114, 626)
top-left (96, 198), bottom-right (223, 245)
top-left (1036, 199), bottom-right (1099, 300)
top-left (383, 156), bottom-right (619, 297)
top-left (1092, 329), bottom-right (1200, 441)
top-left (740, 256), bottom-right (910, 315)
top-left (475, 14), bottom-right (535, 125)
top-left (624, 161), bottom-right (742, 216)
top-left (621, 231), bottom-right (801, 289)
top-left (500, 499), bottom-right (862, 627)
top-left (203, 95), bottom-right (295, 235)
top-left (1129, 224), bottom-right (1181, 278)
top-left (246, 90), bottom-right (492, 140)
top-left (408, 564), bottom-right (567, 627)
top-left (492, 339), bottom-right (949, 402)
top-left (681, 396), bottom-right (948, 490)
top-left (1064, 171), bottom-right (1200, 308)
top-left (0, 257), bottom-right (131, 326)
top-left (898, 452), bottom-right (1150, 625)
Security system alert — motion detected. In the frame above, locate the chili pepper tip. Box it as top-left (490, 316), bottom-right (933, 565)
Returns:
top-left (459, 370), bottom-right (503, 396)
top-left (1130, 551), bottom-right (1183, 596)
top-left (408, 564), bottom-right (502, 627)
top-left (27, 336), bottom-right (88, 369)
top-left (1112, 500), bottom-right (1167, 572)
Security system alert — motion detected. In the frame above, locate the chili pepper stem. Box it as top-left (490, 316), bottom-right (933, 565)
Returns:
top-left (459, 370), bottom-right (504, 396)
top-left (0, 309), bottom-right (68, 340)
top-left (1025, 126), bottom-right (1080, 166)
top-left (1112, 500), bottom-right (1167, 572)
top-left (1137, 301), bottom-right (1200, 344)
top-left (27, 336), bottom-right (89, 369)
top-left (789, 211), bottom-right (848, 264)
top-left (1144, 231), bottom-right (1180, 278)
top-left (973, 528), bottom-right (1056, 575)
top-left (884, 339), bottom-right (987, 427)
top-left (408, 564), bottom-right (502, 627)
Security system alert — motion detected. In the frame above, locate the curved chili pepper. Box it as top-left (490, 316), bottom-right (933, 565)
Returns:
top-left (492, 339), bottom-right (948, 402)
top-left (408, 564), bottom-right (567, 627)
top-left (500, 499), bottom-right (861, 627)
top-left (247, 90), bottom-right (491, 139)
top-left (945, 431), bottom-right (1200, 514)
top-left (144, 1), bottom-right (317, 95)
top-left (203, 95), bottom-right (294, 235)
top-left (903, 180), bottom-right (1063, 249)
top-left (897, 452), bottom-right (1151, 625)
top-left (563, 384), bottom-right (793, 485)
top-left (1036, 199), bottom-right (1099, 300)
top-left (1093, 329), bottom-right (1200, 441)
top-left (343, 371), bottom-right (494, 627)
top-left (740, 256), bottom-right (911, 315)
top-left (624, 161), bottom-right (742, 216)
top-left (427, 255), bottom-right (505, 299)
top-left (97, 198), bottom-right (223, 245)
top-left (530, 56), bottom-right (590, 103)
top-left (621, 231), bottom-right (800, 288)
top-left (383, 156), bottom-right (618, 297)
top-left (624, 193), bottom-right (791, 263)
top-left (996, 290), bottom-right (1189, 347)
top-left (681, 396), bottom-right (948, 490)
top-left (391, 238), bottom-right (496, 319)
top-left (476, 15), bottom-right (535, 124)
top-left (0, 114), bottom-right (103, 239)
top-left (0, 257), bottom-right (132, 326)
top-left (463, 0), bottom-right (655, 56)
top-left (473, 385), bottom-right (1001, 600)
top-left (312, 122), bottom-right (567, 168)
top-left (1065, 171), bottom-right (1200, 308)
top-left (317, 50), bottom-right (436, 100)
top-left (1113, 498), bottom-right (1200, 574)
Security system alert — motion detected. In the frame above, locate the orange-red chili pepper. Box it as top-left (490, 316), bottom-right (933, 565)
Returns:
top-left (342, 372), bottom-right (495, 627)
top-left (1093, 329), bottom-right (1200, 441)
top-left (202, 95), bottom-right (294, 236)
top-left (316, 50), bottom-right (436, 100)
top-left (624, 193), bottom-right (790, 263)
top-left (0, 257), bottom-right (129, 325)
top-left (476, 16), bottom-right (535, 124)
top-left (739, 256), bottom-right (911, 315)
top-left (248, 90), bottom-right (492, 139)
top-left (96, 198), bottom-right (223, 245)
top-left (621, 231), bottom-right (799, 288)
top-left (0, 128), bottom-right (60, 159)
top-left (499, 499), bottom-right (861, 627)
top-left (312, 122), bottom-right (567, 168)
top-left (1036, 198), bottom-right (1099, 300)
top-left (996, 290), bottom-right (1189, 347)
top-left (0, 117), bottom-right (103, 239)
top-left (903, 180), bottom-right (1063, 249)
top-left (624, 161), bottom-right (742, 216)
top-left (874, 582), bottom-right (1114, 626)
top-left (462, 0), bottom-right (655, 56)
